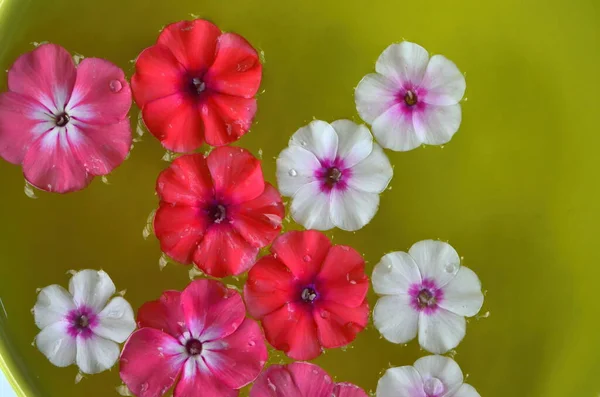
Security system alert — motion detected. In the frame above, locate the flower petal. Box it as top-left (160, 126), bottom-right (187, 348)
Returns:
top-left (207, 146), bottom-right (264, 204)
top-left (347, 143), bottom-right (392, 193)
top-left (290, 120), bottom-right (338, 161)
top-left (229, 183), bottom-right (284, 247)
top-left (313, 300), bottom-right (369, 349)
top-left (271, 230), bottom-right (332, 283)
top-left (330, 187), bottom-right (379, 231)
top-left (286, 362), bottom-right (335, 396)
top-left (290, 182), bottom-right (334, 231)
top-left (181, 279), bottom-right (246, 341)
top-left (202, 94), bottom-right (257, 147)
top-left (93, 297), bottom-right (135, 343)
top-left (193, 224), bottom-right (259, 277)
top-left (120, 328), bottom-right (186, 397)
top-left (76, 334), bottom-right (120, 374)
top-left (142, 93), bottom-right (205, 153)
top-left (22, 129), bottom-right (92, 193)
top-left (331, 120), bottom-right (373, 168)
top-left (157, 19), bottom-right (221, 72)
top-left (154, 204), bottom-right (210, 264)
top-left (8, 44), bottom-right (76, 112)
top-left (413, 104), bottom-right (462, 146)
top-left (334, 383), bottom-right (369, 397)
top-left (174, 357), bottom-right (237, 397)
top-left (33, 285), bottom-right (75, 329)
top-left (137, 290), bottom-right (186, 338)
top-left (373, 295), bottom-right (419, 344)
top-left (409, 240), bottom-right (461, 287)
top-left (35, 321), bottom-right (76, 367)
top-left (418, 309), bottom-right (466, 354)
top-left (413, 355), bottom-right (464, 395)
top-left (372, 251), bottom-right (422, 295)
top-left (262, 302), bottom-right (321, 360)
top-left (376, 366), bottom-right (425, 397)
top-left (157, 153), bottom-right (215, 205)
top-left (67, 58), bottom-right (132, 124)
top-left (68, 270), bottom-right (115, 312)
top-left (453, 384), bottom-right (481, 397)
top-left (438, 267), bottom-right (483, 317)
top-left (316, 245), bottom-right (368, 308)
top-left (202, 318), bottom-right (267, 388)
top-left (204, 33), bottom-right (262, 98)
top-left (375, 42), bottom-right (429, 85)
top-left (421, 55), bottom-right (466, 106)
top-left (276, 146), bottom-right (320, 197)
top-left (372, 104), bottom-right (422, 151)
top-left (249, 364), bottom-right (303, 397)
top-left (355, 73), bottom-right (398, 124)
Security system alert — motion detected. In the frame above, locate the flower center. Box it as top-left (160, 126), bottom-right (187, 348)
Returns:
top-left (404, 90), bottom-right (418, 106)
top-left (185, 339), bottom-right (203, 356)
top-left (417, 289), bottom-right (436, 308)
top-left (301, 287), bottom-right (318, 303)
top-left (190, 77), bottom-right (206, 95)
top-left (76, 314), bottom-right (89, 329)
top-left (54, 112), bottom-right (70, 127)
top-left (208, 203), bottom-right (227, 224)
top-left (325, 167), bottom-right (342, 187)
top-left (423, 377), bottom-right (444, 397)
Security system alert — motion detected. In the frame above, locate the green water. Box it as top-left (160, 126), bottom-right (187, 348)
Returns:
top-left (0, 0), bottom-right (599, 396)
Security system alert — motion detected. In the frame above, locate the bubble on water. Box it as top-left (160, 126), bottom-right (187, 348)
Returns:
top-left (101, 175), bottom-right (110, 185)
top-left (143, 209), bottom-right (156, 240)
top-left (109, 80), bottom-right (123, 93)
top-left (74, 372), bottom-right (84, 384)
top-left (30, 41), bottom-right (49, 48)
top-left (118, 289), bottom-right (127, 297)
top-left (288, 168), bottom-right (298, 177)
top-left (387, 186), bottom-right (393, 191)
top-left (477, 311), bottom-right (490, 320)
top-left (135, 111), bottom-right (146, 138)
top-left (189, 266), bottom-right (205, 280)
top-left (72, 53), bottom-right (85, 65)
top-left (24, 181), bottom-right (38, 199)
top-left (66, 270), bottom-right (77, 276)
top-left (116, 385), bottom-right (133, 396)
top-left (447, 349), bottom-right (458, 358)
top-left (189, 13), bottom-right (200, 18)
top-left (162, 151), bottom-right (176, 162)
top-left (158, 254), bottom-right (169, 270)
top-left (258, 148), bottom-right (263, 159)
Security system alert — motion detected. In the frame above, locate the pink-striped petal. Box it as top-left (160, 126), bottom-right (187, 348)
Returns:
top-left (286, 362), bottom-right (335, 396)
top-left (333, 383), bottom-right (369, 397)
top-left (249, 364), bottom-right (303, 397)
top-left (137, 290), bottom-right (186, 339)
top-left (174, 357), bottom-right (238, 397)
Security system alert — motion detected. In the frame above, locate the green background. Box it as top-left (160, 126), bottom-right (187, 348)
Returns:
top-left (0, 0), bottom-right (598, 395)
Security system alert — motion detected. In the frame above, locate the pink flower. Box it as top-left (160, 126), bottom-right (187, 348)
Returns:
top-left (250, 362), bottom-right (368, 397)
top-left (0, 43), bottom-right (132, 193)
top-left (120, 279), bottom-right (267, 397)
top-left (355, 41), bottom-right (466, 151)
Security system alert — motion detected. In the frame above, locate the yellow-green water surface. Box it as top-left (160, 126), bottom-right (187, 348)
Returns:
top-left (0, 0), bottom-right (599, 396)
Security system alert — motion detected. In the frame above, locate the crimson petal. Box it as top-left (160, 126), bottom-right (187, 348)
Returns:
top-left (154, 204), bottom-right (209, 264)
top-left (207, 146), bottom-right (264, 204)
top-left (202, 94), bottom-right (257, 146)
top-left (271, 230), bottom-right (332, 284)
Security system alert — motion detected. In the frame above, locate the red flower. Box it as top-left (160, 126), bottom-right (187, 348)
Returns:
top-left (120, 279), bottom-right (268, 397)
top-left (132, 19), bottom-right (262, 152)
top-left (243, 230), bottom-right (369, 360)
top-left (154, 146), bottom-right (284, 277)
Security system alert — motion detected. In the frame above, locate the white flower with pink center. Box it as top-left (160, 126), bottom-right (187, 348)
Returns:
top-left (372, 240), bottom-right (484, 354)
top-left (276, 119), bottom-right (393, 231)
top-left (377, 355), bottom-right (480, 397)
top-left (33, 270), bottom-right (136, 374)
top-left (355, 41), bottom-right (466, 151)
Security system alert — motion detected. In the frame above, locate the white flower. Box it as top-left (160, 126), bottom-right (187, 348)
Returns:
top-left (377, 355), bottom-right (480, 397)
top-left (33, 269), bottom-right (136, 374)
top-left (276, 119), bottom-right (393, 231)
top-left (372, 240), bottom-right (483, 354)
top-left (355, 41), bottom-right (466, 151)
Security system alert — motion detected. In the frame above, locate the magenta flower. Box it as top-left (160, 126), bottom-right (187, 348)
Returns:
top-left (0, 43), bottom-right (132, 193)
top-left (120, 279), bottom-right (267, 397)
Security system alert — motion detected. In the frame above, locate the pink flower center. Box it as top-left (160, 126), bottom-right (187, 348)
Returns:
top-left (315, 159), bottom-right (350, 192)
top-left (324, 167), bottom-right (342, 187)
top-left (66, 306), bottom-right (97, 338)
top-left (185, 339), bottom-right (203, 356)
top-left (300, 286), bottom-right (318, 303)
top-left (408, 278), bottom-right (443, 314)
top-left (404, 90), bottom-right (418, 106)
top-left (54, 112), bottom-right (70, 127)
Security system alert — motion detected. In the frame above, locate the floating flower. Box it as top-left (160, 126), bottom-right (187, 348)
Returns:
top-left (33, 270), bottom-right (135, 374)
top-left (377, 355), bottom-right (480, 397)
top-left (0, 43), bottom-right (132, 193)
top-left (120, 279), bottom-right (267, 397)
top-left (372, 240), bottom-right (484, 354)
top-left (244, 230), bottom-right (369, 360)
top-left (154, 146), bottom-right (284, 277)
top-left (132, 19), bottom-right (262, 152)
top-left (355, 41), bottom-right (466, 151)
top-left (276, 119), bottom-right (392, 231)
top-left (250, 361), bottom-right (367, 397)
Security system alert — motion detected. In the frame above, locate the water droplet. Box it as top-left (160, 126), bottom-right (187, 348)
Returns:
top-left (267, 377), bottom-right (277, 392)
top-left (288, 168), bottom-right (298, 177)
top-left (257, 148), bottom-right (263, 159)
top-left (300, 140), bottom-right (307, 146)
top-left (24, 181), bottom-right (38, 199)
top-left (444, 263), bottom-right (457, 273)
top-left (303, 255), bottom-right (311, 262)
top-left (320, 310), bottom-right (330, 319)
top-left (423, 378), bottom-right (444, 396)
top-left (248, 340), bottom-right (255, 347)
top-left (109, 80), bottom-right (123, 93)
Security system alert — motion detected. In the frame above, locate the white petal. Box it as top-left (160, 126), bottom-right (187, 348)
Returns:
top-left (355, 73), bottom-right (398, 124)
top-left (409, 240), bottom-right (461, 287)
top-left (290, 120), bottom-right (338, 161)
top-left (372, 104), bottom-right (423, 152)
top-left (376, 366), bottom-right (423, 397)
top-left (331, 119), bottom-right (373, 167)
top-left (376, 42), bottom-right (429, 85)
top-left (276, 146), bottom-right (320, 196)
top-left (373, 295), bottom-right (419, 344)
top-left (69, 269), bottom-right (116, 312)
top-left (34, 285), bottom-right (75, 329)
top-left (413, 104), bottom-right (462, 146)
top-left (35, 321), bottom-right (76, 367)
top-left (330, 187), bottom-right (379, 231)
top-left (418, 309), bottom-right (466, 354)
top-left (421, 55), bottom-right (466, 106)
top-left (347, 143), bottom-right (393, 193)
top-left (93, 297), bottom-right (136, 343)
top-left (290, 181), bottom-right (334, 230)
top-left (439, 267), bottom-right (484, 317)
top-left (76, 335), bottom-right (120, 374)
top-left (414, 355), bottom-right (464, 396)
top-left (372, 251), bottom-right (422, 295)
top-left (452, 383), bottom-right (481, 397)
